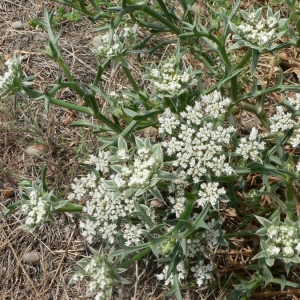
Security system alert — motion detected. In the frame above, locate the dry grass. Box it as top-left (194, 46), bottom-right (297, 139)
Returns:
top-left (1, 0), bottom-right (300, 299)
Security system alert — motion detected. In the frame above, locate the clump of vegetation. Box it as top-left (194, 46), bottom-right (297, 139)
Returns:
top-left (3, 0), bottom-right (300, 299)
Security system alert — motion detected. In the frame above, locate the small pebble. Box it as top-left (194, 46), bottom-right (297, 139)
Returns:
top-left (24, 145), bottom-right (47, 156)
top-left (92, 35), bottom-right (101, 49)
top-left (12, 21), bottom-right (24, 30)
top-left (22, 251), bottom-right (40, 264)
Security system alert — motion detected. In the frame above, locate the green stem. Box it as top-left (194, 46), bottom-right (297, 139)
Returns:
top-left (78, 0), bottom-right (96, 16)
top-left (230, 49), bottom-right (252, 103)
top-left (118, 247), bottom-right (152, 268)
top-left (231, 76), bottom-right (238, 103)
top-left (233, 48), bottom-right (252, 71)
top-left (56, 57), bottom-right (74, 83)
top-left (140, 5), bottom-right (181, 35)
top-left (87, 0), bottom-right (101, 12)
top-left (24, 87), bottom-right (122, 132)
top-left (55, 203), bottom-right (83, 213)
top-left (171, 199), bottom-right (195, 233)
top-left (24, 87), bottom-right (93, 114)
top-left (93, 59), bottom-right (111, 87)
top-left (120, 59), bottom-right (139, 92)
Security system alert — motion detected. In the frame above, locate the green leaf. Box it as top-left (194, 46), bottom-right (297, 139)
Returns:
top-left (156, 170), bottom-right (178, 180)
top-left (69, 120), bottom-right (105, 130)
top-left (255, 215), bottom-right (273, 227)
top-left (117, 136), bottom-right (128, 150)
top-left (41, 166), bottom-right (48, 192)
top-left (135, 136), bottom-right (145, 148)
top-left (149, 185), bottom-right (165, 203)
top-left (52, 200), bottom-right (69, 210)
top-left (251, 49), bottom-right (260, 75)
top-left (54, 202), bottom-right (83, 213)
top-left (266, 257), bottom-right (275, 267)
top-left (3, 201), bottom-right (23, 216)
top-left (132, 109), bottom-right (162, 120)
top-left (163, 272), bottom-right (183, 299)
top-left (110, 164), bottom-right (123, 173)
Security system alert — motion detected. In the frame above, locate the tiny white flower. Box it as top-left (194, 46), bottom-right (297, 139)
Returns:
top-left (270, 106), bottom-right (294, 133)
top-left (266, 245), bottom-right (281, 257)
top-left (282, 246), bottom-right (294, 257)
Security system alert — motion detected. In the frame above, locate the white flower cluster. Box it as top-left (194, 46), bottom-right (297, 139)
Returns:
top-left (108, 90), bottom-right (133, 109)
top-left (266, 224), bottom-right (300, 258)
top-left (0, 58), bottom-right (19, 94)
top-left (123, 26), bottom-right (137, 41)
top-left (191, 260), bottom-right (214, 288)
top-left (93, 26), bottom-right (137, 58)
top-left (235, 10), bottom-right (278, 48)
top-left (158, 108), bottom-right (180, 135)
top-left (68, 144), bottom-right (161, 244)
top-left (160, 105), bottom-right (235, 182)
top-left (167, 176), bottom-right (189, 217)
top-left (84, 150), bottom-right (110, 173)
top-left (201, 219), bottom-right (221, 248)
top-left (156, 261), bottom-right (187, 286)
top-left (288, 93), bottom-right (300, 111)
top-left (197, 182), bottom-right (226, 207)
top-left (116, 148), bottom-right (130, 160)
top-left (123, 223), bottom-right (144, 246)
top-left (270, 106), bottom-right (295, 133)
top-left (187, 217), bottom-right (221, 259)
top-left (147, 57), bottom-right (195, 98)
top-left (175, 101), bottom-right (203, 125)
top-left (290, 128), bottom-right (300, 148)
top-left (19, 190), bottom-right (50, 227)
top-left (113, 147), bottom-right (161, 190)
top-left (236, 127), bottom-right (265, 161)
top-left (69, 150), bottom-right (137, 244)
top-left (71, 256), bottom-right (113, 300)
top-left (93, 33), bottom-right (123, 58)
top-left (80, 178), bottom-right (136, 244)
top-left (201, 91), bottom-right (230, 118)
top-left (187, 238), bottom-right (204, 258)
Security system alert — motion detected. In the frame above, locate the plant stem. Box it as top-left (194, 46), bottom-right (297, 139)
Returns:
top-left (56, 57), bottom-right (74, 83)
top-left (120, 58), bottom-right (139, 92)
top-left (118, 247), bottom-right (152, 268)
top-left (141, 5), bottom-right (181, 35)
top-left (233, 48), bottom-right (252, 71)
top-left (87, 0), bottom-right (101, 12)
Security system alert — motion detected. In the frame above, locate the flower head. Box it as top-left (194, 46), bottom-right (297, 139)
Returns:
top-left (270, 106), bottom-right (295, 133)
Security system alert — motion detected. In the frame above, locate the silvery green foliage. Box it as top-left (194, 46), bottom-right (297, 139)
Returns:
top-left (254, 216), bottom-right (300, 266)
top-left (229, 7), bottom-right (287, 52)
